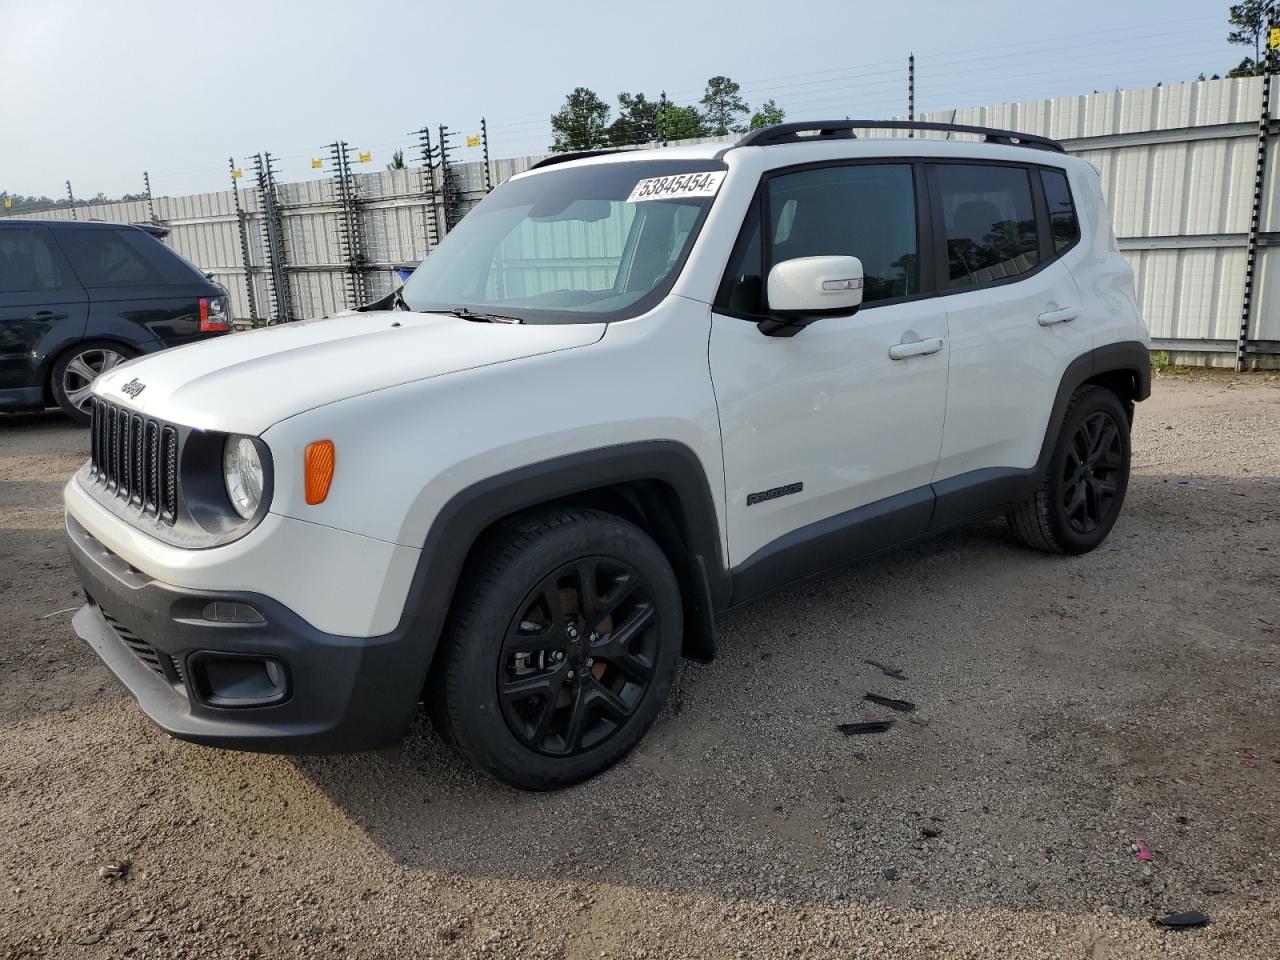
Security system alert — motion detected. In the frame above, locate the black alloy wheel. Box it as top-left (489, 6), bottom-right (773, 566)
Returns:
top-left (1007, 384), bottom-right (1132, 555)
top-left (1060, 410), bottom-right (1124, 535)
top-left (498, 557), bottom-right (660, 757)
top-left (429, 508), bottom-right (682, 790)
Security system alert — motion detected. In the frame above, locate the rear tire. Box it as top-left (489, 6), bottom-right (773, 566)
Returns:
top-left (51, 341), bottom-right (135, 424)
top-left (1007, 385), bottom-right (1131, 555)
top-left (428, 508), bottom-right (682, 790)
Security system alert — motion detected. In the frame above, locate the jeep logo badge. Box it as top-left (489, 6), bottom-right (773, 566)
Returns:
top-left (121, 378), bottom-right (146, 399)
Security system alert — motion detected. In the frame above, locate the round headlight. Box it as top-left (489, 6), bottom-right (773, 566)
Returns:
top-left (223, 435), bottom-right (264, 519)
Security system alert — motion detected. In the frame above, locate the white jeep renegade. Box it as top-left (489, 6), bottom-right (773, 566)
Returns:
top-left (65, 121), bottom-right (1150, 789)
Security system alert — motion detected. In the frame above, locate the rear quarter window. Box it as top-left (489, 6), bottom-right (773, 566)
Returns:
top-left (1040, 168), bottom-right (1081, 253)
top-left (56, 228), bottom-right (199, 287)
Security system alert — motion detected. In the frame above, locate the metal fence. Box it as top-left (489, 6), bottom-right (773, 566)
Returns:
top-left (11, 75), bottom-right (1278, 368)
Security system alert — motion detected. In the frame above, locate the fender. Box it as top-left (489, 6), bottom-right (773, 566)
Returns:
top-left (1033, 339), bottom-right (1151, 474)
top-left (396, 441), bottom-right (730, 674)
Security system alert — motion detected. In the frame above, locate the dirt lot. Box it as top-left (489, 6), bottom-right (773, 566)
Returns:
top-left (1, 375), bottom-right (1278, 959)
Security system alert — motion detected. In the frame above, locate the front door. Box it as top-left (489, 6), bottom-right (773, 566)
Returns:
top-left (709, 162), bottom-right (948, 598)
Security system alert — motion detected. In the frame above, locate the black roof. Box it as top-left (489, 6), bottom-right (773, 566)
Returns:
top-left (0, 219), bottom-right (168, 237)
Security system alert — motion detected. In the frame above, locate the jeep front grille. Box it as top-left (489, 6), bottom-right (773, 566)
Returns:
top-left (90, 398), bottom-right (179, 523)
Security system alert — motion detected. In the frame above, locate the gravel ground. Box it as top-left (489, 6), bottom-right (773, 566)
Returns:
top-left (1, 374), bottom-right (1278, 959)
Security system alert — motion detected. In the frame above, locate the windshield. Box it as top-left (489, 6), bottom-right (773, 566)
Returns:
top-left (400, 158), bottom-right (726, 324)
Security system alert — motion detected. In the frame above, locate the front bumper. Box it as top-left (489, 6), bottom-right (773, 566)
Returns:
top-left (66, 513), bottom-right (429, 753)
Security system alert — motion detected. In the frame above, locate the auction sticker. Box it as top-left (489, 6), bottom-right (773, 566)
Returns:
top-left (626, 171), bottom-right (725, 203)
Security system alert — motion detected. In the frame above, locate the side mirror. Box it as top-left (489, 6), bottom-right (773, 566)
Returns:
top-left (760, 256), bottom-right (864, 336)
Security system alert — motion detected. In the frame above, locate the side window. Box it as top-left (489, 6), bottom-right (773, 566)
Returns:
top-left (55, 229), bottom-right (164, 287)
top-left (768, 164), bottom-right (919, 304)
top-left (1040, 168), bottom-right (1080, 254)
top-left (0, 228), bottom-right (72, 293)
top-left (934, 163), bottom-right (1039, 288)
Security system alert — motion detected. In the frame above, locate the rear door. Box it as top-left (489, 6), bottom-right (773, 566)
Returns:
top-left (928, 161), bottom-right (1092, 514)
top-left (709, 161), bottom-right (949, 597)
top-left (0, 224), bottom-right (89, 399)
top-left (52, 227), bottom-right (216, 348)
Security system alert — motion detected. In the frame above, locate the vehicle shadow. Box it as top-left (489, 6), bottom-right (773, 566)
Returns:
top-left (297, 478), bottom-right (1280, 917)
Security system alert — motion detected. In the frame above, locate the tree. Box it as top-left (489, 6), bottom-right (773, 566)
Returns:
top-left (700, 76), bottom-right (749, 136)
top-left (748, 99), bottom-right (786, 130)
top-left (1226, 1), bottom-right (1271, 77)
top-left (550, 87), bottom-right (612, 152)
top-left (609, 92), bottom-right (661, 146)
top-left (387, 149), bottom-right (406, 170)
top-left (662, 104), bottom-right (709, 140)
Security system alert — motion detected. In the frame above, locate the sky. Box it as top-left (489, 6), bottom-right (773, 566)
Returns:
top-left (0, 0), bottom-right (1245, 200)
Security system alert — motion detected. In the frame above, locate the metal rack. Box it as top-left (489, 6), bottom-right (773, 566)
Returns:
top-left (329, 140), bottom-right (368, 309)
top-left (253, 152), bottom-right (291, 322)
top-left (413, 126), bottom-right (442, 251)
top-left (229, 158), bottom-right (259, 321)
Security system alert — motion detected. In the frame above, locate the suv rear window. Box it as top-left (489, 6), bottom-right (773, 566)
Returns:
top-left (0, 228), bottom-right (72, 292)
top-left (55, 228), bottom-right (196, 287)
top-left (934, 164), bottom-right (1039, 288)
top-left (1040, 168), bottom-right (1080, 253)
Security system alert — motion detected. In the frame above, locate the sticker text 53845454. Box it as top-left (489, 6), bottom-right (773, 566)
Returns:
top-left (626, 171), bottom-right (726, 203)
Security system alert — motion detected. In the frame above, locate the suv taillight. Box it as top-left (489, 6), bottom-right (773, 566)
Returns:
top-left (199, 296), bottom-right (230, 333)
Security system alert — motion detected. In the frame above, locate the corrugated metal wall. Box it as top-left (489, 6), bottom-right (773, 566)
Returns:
top-left (11, 76), bottom-right (1276, 366)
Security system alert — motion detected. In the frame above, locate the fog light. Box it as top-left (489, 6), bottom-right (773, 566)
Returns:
top-left (191, 653), bottom-right (289, 707)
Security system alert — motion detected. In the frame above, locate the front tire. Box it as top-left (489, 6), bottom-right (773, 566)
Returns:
top-left (429, 508), bottom-right (682, 790)
top-left (51, 341), bottom-right (134, 424)
top-left (1007, 385), bottom-right (1132, 555)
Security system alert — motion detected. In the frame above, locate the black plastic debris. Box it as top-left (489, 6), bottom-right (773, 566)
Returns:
top-left (1156, 911), bottom-right (1210, 930)
top-left (882, 868), bottom-right (898, 881)
top-left (836, 721), bottom-right (894, 735)
top-left (865, 659), bottom-right (907, 680)
top-left (864, 693), bottom-right (916, 712)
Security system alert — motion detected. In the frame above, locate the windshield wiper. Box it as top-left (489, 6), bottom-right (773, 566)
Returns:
top-left (449, 306), bottom-right (523, 324)
top-left (390, 287), bottom-right (411, 311)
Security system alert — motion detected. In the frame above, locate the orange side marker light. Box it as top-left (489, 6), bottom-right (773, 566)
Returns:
top-left (305, 440), bottom-right (336, 505)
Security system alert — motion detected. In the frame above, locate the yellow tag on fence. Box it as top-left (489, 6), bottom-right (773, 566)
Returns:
top-left (466, 134), bottom-right (482, 148)
top-left (2, 196), bottom-right (10, 208)
top-left (1270, 26), bottom-right (1280, 49)
top-left (311, 158), bottom-right (323, 169)
top-left (358, 151), bottom-right (372, 163)
top-left (231, 169), bottom-right (243, 179)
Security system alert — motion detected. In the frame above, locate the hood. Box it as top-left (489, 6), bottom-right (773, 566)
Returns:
top-left (92, 311), bottom-right (605, 434)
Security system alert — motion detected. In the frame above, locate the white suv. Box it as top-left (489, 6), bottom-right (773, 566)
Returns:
top-left (64, 121), bottom-right (1150, 789)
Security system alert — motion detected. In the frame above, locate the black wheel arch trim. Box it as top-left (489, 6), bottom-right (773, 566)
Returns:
top-left (399, 441), bottom-right (730, 674)
top-left (1033, 339), bottom-right (1150, 474)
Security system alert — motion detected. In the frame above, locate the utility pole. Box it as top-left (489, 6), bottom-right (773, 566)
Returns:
top-left (65, 180), bottom-right (76, 220)
top-left (142, 170), bottom-right (156, 223)
top-left (229, 157), bottom-right (258, 321)
top-left (481, 117), bottom-right (493, 193)
top-left (908, 53), bottom-right (915, 137)
top-left (1235, 3), bottom-right (1278, 371)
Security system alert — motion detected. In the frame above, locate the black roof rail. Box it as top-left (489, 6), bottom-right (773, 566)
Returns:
top-left (529, 149), bottom-right (631, 170)
top-left (736, 120), bottom-right (1065, 153)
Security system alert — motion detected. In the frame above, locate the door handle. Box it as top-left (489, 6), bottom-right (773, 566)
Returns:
top-left (1037, 307), bottom-right (1080, 326)
top-left (30, 311), bottom-right (68, 322)
top-left (888, 337), bottom-right (944, 360)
